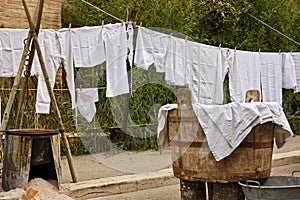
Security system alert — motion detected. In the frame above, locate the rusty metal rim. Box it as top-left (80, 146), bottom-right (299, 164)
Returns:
top-left (5, 129), bottom-right (59, 137)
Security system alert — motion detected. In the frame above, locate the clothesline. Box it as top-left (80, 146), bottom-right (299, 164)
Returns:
top-left (81, 0), bottom-right (123, 22)
top-left (1, 24), bottom-right (300, 123)
top-left (0, 87), bottom-right (107, 91)
top-left (247, 13), bottom-right (300, 46)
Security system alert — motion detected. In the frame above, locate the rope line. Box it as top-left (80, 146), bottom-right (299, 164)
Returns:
top-left (81, 0), bottom-right (123, 22)
top-left (247, 13), bottom-right (300, 46)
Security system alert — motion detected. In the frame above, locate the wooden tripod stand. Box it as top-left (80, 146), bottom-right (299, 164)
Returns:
top-left (0, 0), bottom-right (78, 183)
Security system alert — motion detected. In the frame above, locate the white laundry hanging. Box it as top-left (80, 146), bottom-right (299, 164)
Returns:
top-left (70, 23), bottom-right (130, 97)
top-left (134, 27), bottom-right (229, 105)
top-left (291, 52), bottom-right (300, 93)
top-left (165, 36), bottom-right (187, 86)
top-left (260, 52), bottom-right (283, 104)
top-left (76, 88), bottom-right (99, 122)
top-left (104, 23), bottom-right (129, 97)
top-left (282, 53), bottom-right (297, 89)
top-left (186, 42), bottom-right (229, 104)
top-left (35, 29), bottom-right (61, 114)
top-left (71, 26), bottom-right (105, 68)
top-left (134, 27), bottom-right (171, 72)
top-left (0, 29), bottom-right (29, 77)
top-left (228, 50), bottom-right (261, 103)
top-left (56, 28), bottom-right (76, 109)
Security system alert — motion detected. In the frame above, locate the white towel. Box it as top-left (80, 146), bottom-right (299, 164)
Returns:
top-left (260, 52), bottom-right (282, 104)
top-left (192, 102), bottom-right (293, 161)
top-left (228, 50), bottom-right (261, 103)
top-left (76, 88), bottom-right (99, 122)
top-left (56, 28), bottom-right (76, 109)
top-left (157, 104), bottom-right (178, 149)
top-left (165, 36), bottom-right (187, 86)
top-left (35, 29), bottom-right (61, 114)
top-left (104, 23), bottom-right (129, 97)
top-left (291, 53), bottom-right (300, 92)
top-left (134, 27), bottom-right (171, 72)
top-left (0, 29), bottom-right (28, 77)
top-left (186, 41), bottom-right (228, 104)
top-left (282, 53), bottom-right (297, 89)
top-left (71, 26), bottom-right (105, 67)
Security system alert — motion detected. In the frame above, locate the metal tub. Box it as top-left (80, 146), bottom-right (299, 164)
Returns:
top-left (239, 173), bottom-right (300, 200)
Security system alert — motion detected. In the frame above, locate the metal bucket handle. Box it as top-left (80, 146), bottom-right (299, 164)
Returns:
top-left (246, 180), bottom-right (262, 200)
top-left (292, 170), bottom-right (300, 176)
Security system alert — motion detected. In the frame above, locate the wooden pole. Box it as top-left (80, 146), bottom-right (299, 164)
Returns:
top-left (0, 0), bottom-right (44, 140)
top-left (22, 0), bottom-right (78, 183)
top-left (17, 0), bottom-right (44, 127)
top-left (0, 23), bottom-right (34, 161)
top-left (15, 0), bottom-right (43, 128)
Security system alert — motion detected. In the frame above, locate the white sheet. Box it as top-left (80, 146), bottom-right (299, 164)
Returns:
top-left (35, 29), bottom-right (61, 114)
top-left (165, 36), bottom-right (187, 86)
top-left (157, 102), bottom-right (293, 161)
top-left (76, 88), bottom-right (99, 122)
top-left (104, 23), bottom-right (129, 97)
top-left (71, 26), bottom-right (105, 68)
top-left (186, 42), bottom-right (228, 104)
top-left (192, 102), bottom-right (293, 161)
top-left (291, 52), bottom-right (300, 92)
top-left (0, 29), bottom-right (29, 77)
top-left (282, 53), bottom-right (297, 89)
top-left (56, 28), bottom-right (76, 109)
top-left (228, 50), bottom-right (261, 103)
top-left (260, 52), bottom-right (283, 104)
top-left (134, 27), bottom-right (171, 72)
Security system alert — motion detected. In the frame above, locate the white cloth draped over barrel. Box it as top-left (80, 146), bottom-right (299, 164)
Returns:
top-left (157, 102), bottom-right (293, 161)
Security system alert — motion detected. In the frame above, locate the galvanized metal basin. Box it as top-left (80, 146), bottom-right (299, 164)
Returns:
top-left (239, 175), bottom-right (300, 200)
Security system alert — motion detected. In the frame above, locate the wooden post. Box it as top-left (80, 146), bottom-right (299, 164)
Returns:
top-left (22, 0), bottom-right (78, 183)
top-left (180, 179), bottom-right (206, 200)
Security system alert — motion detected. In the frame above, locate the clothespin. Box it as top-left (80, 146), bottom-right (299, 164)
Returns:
top-left (40, 23), bottom-right (43, 31)
top-left (234, 47), bottom-right (237, 52)
top-left (140, 21), bottom-right (142, 28)
top-left (121, 20), bottom-right (124, 26)
top-left (80, 84), bottom-right (82, 91)
top-left (102, 20), bottom-right (104, 28)
top-left (258, 48), bottom-right (261, 54)
top-left (219, 43), bottom-right (222, 48)
top-left (185, 36), bottom-right (188, 41)
top-left (68, 23), bottom-right (72, 31)
top-left (279, 49), bottom-right (281, 54)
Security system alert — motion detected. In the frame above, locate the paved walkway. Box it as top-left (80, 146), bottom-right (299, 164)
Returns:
top-left (59, 136), bottom-right (300, 199)
top-left (61, 135), bottom-right (300, 183)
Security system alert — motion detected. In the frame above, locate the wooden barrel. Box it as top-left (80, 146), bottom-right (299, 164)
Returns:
top-left (168, 88), bottom-right (275, 182)
top-left (2, 129), bottom-right (61, 191)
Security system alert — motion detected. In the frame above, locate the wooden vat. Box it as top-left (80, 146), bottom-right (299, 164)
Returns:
top-left (168, 88), bottom-right (275, 183)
